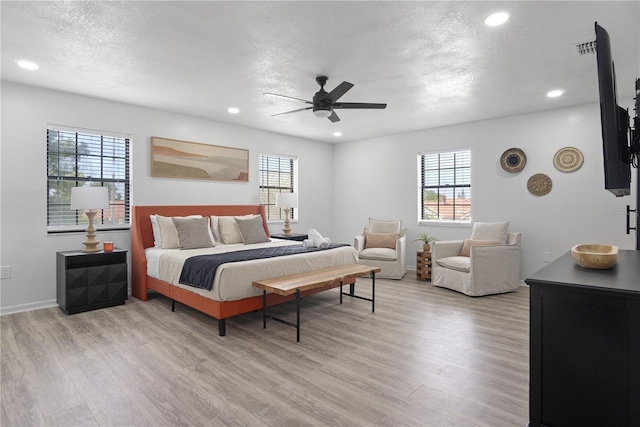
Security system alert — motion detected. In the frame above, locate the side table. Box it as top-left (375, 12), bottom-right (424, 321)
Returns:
top-left (271, 233), bottom-right (308, 242)
top-left (57, 249), bottom-right (128, 314)
top-left (416, 251), bottom-right (432, 281)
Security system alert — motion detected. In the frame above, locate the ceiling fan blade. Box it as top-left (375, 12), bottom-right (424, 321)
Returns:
top-left (328, 111), bottom-right (341, 122)
top-left (271, 106), bottom-right (313, 117)
top-left (322, 81), bottom-right (354, 102)
top-left (264, 93), bottom-right (312, 104)
top-left (333, 102), bottom-right (387, 109)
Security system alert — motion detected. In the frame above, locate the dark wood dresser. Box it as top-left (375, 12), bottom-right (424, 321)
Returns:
top-left (57, 249), bottom-right (128, 314)
top-left (525, 250), bottom-right (640, 427)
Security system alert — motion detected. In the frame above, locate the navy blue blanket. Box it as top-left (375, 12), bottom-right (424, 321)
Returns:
top-left (179, 243), bottom-right (349, 291)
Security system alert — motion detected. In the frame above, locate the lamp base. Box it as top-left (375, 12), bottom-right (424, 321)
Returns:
top-left (81, 210), bottom-right (101, 252)
top-left (282, 207), bottom-right (292, 236)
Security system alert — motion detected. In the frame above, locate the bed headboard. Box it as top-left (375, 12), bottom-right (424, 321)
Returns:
top-left (131, 205), bottom-right (269, 300)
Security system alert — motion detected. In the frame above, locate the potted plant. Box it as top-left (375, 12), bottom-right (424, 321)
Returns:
top-left (412, 232), bottom-right (438, 252)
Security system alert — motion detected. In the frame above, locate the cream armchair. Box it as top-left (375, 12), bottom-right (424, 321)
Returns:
top-left (354, 219), bottom-right (407, 279)
top-left (431, 222), bottom-right (521, 296)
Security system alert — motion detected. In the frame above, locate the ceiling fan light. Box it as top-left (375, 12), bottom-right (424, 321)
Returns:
top-left (313, 109), bottom-right (332, 118)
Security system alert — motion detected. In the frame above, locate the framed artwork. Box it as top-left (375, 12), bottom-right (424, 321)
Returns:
top-left (151, 137), bottom-right (249, 182)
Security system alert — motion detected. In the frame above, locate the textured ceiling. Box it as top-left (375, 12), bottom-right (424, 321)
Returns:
top-left (1, 1), bottom-right (638, 143)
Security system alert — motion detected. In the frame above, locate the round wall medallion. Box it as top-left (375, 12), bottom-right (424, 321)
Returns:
top-left (500, 148), bottom-right (527, 173)
top-left (554, 147), bottom-right (584, 173)
top-left (527, 173), bottom-right (552, 196)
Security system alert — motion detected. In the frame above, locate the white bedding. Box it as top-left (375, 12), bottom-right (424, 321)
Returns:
top-left (145, 239), bottom-right (359, 302)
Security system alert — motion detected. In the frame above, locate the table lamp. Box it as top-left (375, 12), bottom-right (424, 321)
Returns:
top-left (70, 186), bottom-right (110, 252)
top-left (275, 192), bottom-right (298, 236)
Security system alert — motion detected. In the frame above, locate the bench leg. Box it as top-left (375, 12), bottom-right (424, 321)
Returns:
top-left (171, 299), bottom-right (175, 312)
top-left (263, 290), bottom-right (267, 329)
top-left (371, 272), bottom-right (376, 313)
top-left (340, 280), bottom-right (343, 304)
top-left (349, 282), bottom-right (355, 296)
top-left (218, 319), bottom-right (226, 336)
top-left (296, 288), bottom-right (300, 342)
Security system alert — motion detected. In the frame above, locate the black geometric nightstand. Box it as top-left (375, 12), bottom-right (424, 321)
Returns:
top-left (56, 249), bottom-right (128, 315)
top-left (270, 233), bottom-right (308, 242)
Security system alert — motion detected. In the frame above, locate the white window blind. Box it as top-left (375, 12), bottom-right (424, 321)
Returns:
top-left (419, 150), bottom-right (471, 222)
top-left (47, 127), bottom-right (131, 232)
top-left (259, 154), bottom-right (297, 220)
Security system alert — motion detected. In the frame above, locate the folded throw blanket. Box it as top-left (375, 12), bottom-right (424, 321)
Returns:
top-left (303, 228), bottom-right (331, 249)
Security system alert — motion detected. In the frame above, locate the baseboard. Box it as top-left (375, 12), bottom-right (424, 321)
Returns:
top-left (0, 299), bottom-right (58, 316)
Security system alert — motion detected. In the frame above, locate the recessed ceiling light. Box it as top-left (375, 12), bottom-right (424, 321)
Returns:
top-left (333, 132), bottom-right (342, 137)
top-left (227, 107), bottom-right (240, 114)
top-left (547, 90), bottom-right (564, 98)
top-left (485, 12), bottom-right (509, 27)
top-left (16, 60), bottom-right (39, 70)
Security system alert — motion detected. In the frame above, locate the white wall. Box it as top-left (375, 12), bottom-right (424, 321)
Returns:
top-left (333, 101), bottom-right (637, 279)
top-left (0, 82), bottom-right (334, 313)
top-left (2, 81), bottom-right (637, 313)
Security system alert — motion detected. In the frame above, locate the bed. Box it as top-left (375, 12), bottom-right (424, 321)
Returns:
top-left (131, 205), bottom-right (359, 336)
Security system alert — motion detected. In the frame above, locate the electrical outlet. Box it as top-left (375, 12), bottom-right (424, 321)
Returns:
top-left (543, 252), bottom-right (551, 263)
top-left (0, 266), bottom-right (10, 279)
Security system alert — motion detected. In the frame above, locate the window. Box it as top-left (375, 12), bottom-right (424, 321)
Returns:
top-left (419, 150), bottom-right (471, 222)
top-left (47, 127), bottom-right (130, 232)
top-left (259, 154), bottom-right (297, 220)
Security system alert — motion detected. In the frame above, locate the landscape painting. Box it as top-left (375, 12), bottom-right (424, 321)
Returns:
top-left (151, 137), bottom-right (249, 182)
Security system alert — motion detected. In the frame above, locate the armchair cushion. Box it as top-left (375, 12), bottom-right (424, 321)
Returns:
top-left (364, 232), bottom-right (398, 249)
top-left (369, 218), bottom-right (402, 234)
top-left (459, 239), bottom-right (500, 257)
top-left (471, 221), bottom-right (509, 244)
top-left (436, 256), bottom-right (470, 273)
top-left (359, 247), bottom-right (398, 261)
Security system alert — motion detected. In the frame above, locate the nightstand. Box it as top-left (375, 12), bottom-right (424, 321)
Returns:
top-left (271, 233), bottom-right (308, 242)
top-left (416, 250), bottom-right (432, 281)
top-left (57, 249), bottom-right (128, 315)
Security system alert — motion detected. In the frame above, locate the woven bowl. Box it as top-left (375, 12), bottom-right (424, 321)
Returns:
top-left (571, 244), bottom-right (618, 269)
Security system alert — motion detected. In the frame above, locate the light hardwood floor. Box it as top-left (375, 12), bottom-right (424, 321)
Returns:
top-left (1, 276), bottom-right (529, 426)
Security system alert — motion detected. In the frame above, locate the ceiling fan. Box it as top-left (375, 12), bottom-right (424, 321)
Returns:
top-left (264, 76), bottom-right (387, 123)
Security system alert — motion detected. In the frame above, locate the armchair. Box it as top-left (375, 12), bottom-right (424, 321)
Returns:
top-left (354, 219), bottom-right (407, 279)
top-left (431, 222), bottom-right (521, 296)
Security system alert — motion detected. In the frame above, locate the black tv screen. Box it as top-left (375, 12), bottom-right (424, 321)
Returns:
top-left (595, 22), bottom-right (631, 197)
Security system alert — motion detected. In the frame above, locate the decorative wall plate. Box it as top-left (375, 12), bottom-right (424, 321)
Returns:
top-left (500, 148), bottom-right (527, 173)
top-left (554, 147), bottom-right (584, 173)
top-left (527, 173), bottom-right (552, 196)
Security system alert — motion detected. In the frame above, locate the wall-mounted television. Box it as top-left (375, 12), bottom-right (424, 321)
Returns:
top-left (594, 22), bottom-right (632, 197)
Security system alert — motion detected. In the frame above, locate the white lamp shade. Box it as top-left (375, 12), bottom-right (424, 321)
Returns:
top-left (70, 186), bottom-right (110, 210)
top-left (275, 192), bottom-right (298, 209)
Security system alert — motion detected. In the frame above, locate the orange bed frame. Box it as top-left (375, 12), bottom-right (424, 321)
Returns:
top-left (131, 205), bottom-right (355, 336)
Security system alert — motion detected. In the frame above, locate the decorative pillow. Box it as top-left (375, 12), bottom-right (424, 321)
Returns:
top-left (364, 232), bottom-right (398, 249)
top-left (459, 239), bottom-right (500, 257)
top-left (172, 217), bottom-right (215, 250)
top-left (155, 214), bottom-right (203, 249)
top-left (235, 216), bottom-right (270, 244)
top-left (470, 221), bottom-right (509, 244)
top-left (218, 214), bottom-right (259, 244)
top-left (369, 218), bottom-right (402, 234)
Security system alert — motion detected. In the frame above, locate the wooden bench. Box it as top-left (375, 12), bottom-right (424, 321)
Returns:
top-left (252, 264), bottom-right (381, 342)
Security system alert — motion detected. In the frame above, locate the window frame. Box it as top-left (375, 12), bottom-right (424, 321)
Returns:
top-left (258, 153), bottom-right (298, 222)
top-left (417, 149), bottom-right (472, 226)
top-left (46, 125), bottom-right (131, 233)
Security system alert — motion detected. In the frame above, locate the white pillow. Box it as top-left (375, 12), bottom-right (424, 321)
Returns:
top-left (209, 216), bottom-right (221, 244)
top-left (150, 215), bottom-right (162, 248)
top-left (154, 214), bottom-right (203, 249)
top-left (470, 221), bottom-right (509, 244)
top-left (218, 214), bottom-right (259, 244)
